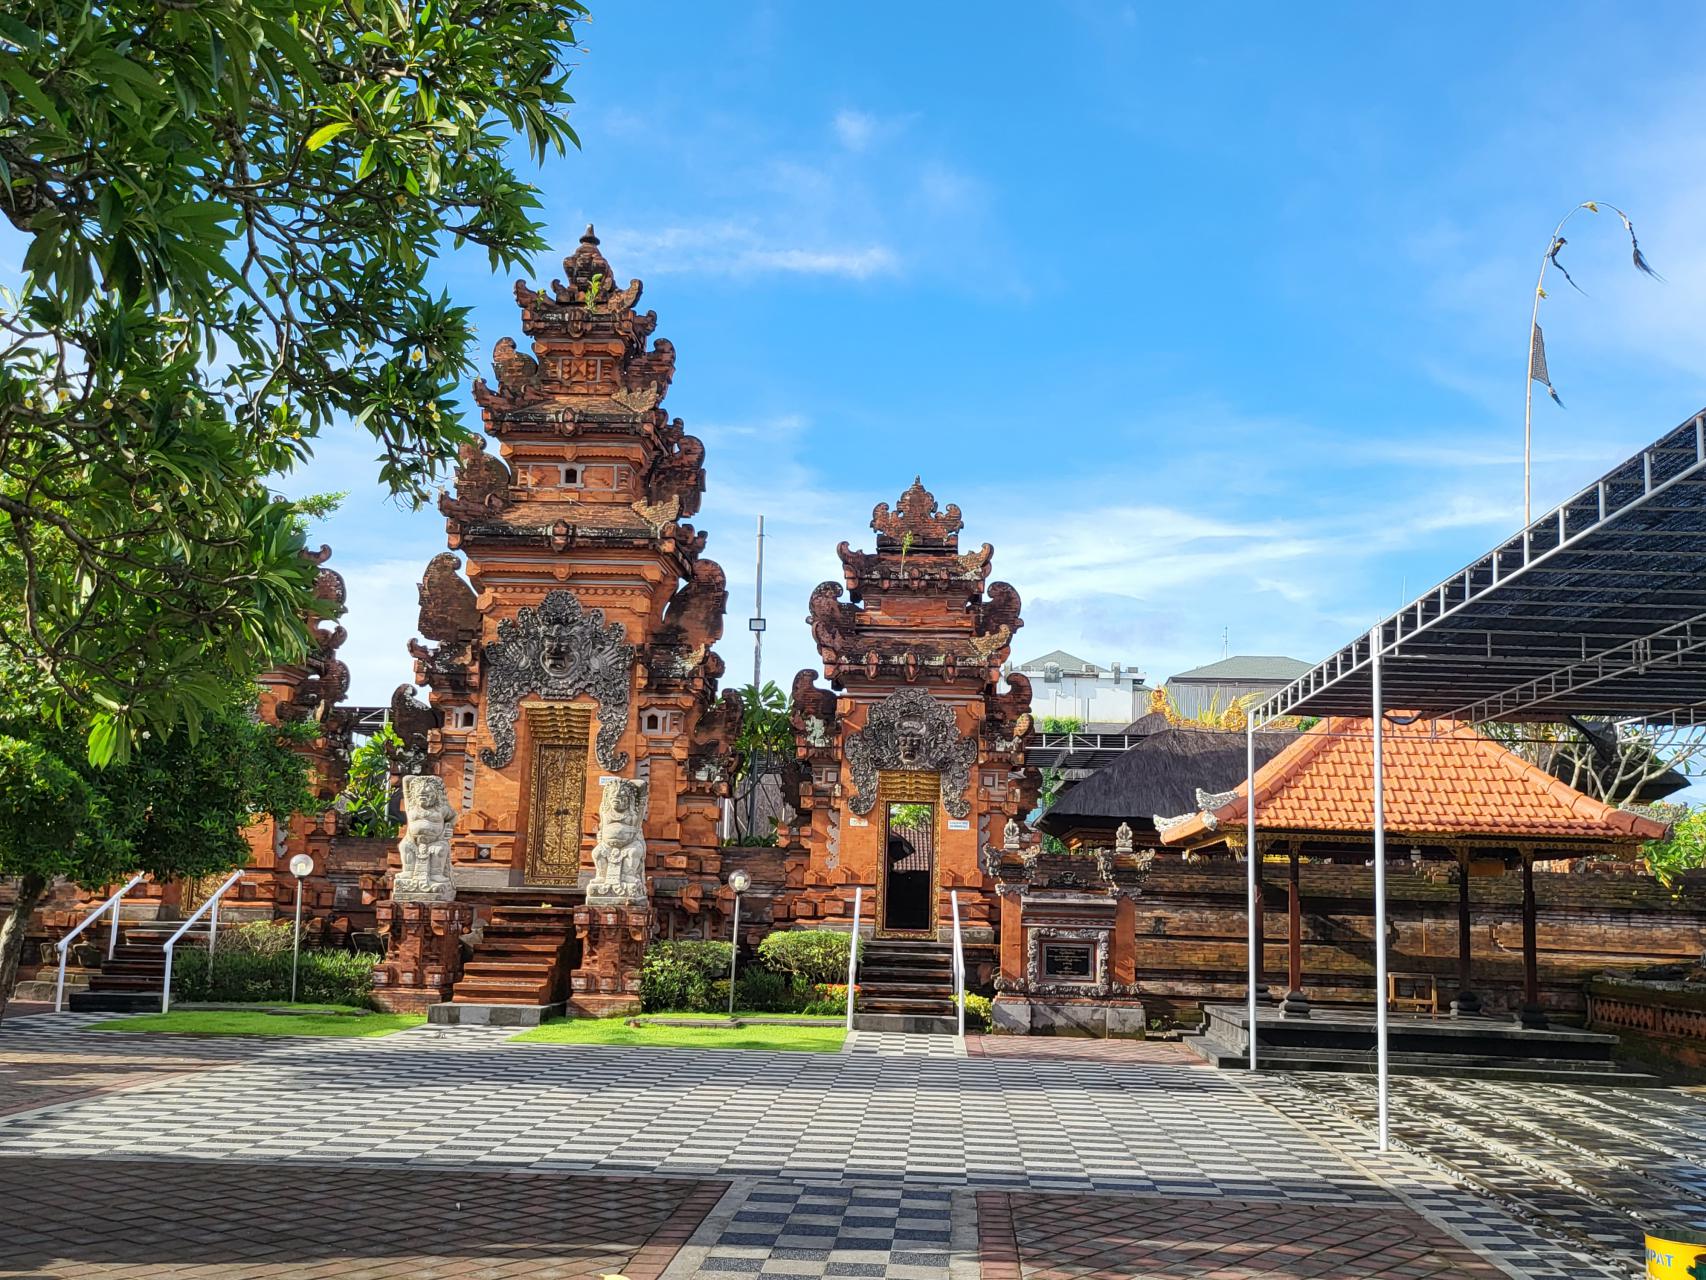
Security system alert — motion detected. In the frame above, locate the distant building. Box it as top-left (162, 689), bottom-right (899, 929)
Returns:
top-left (1163, 654), bottom-right (1313, 719)
top-left (1011, 649), bottom-right (1149, 728)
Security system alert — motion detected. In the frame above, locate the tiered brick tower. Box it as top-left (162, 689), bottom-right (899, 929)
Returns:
top-left (782, 480), bottom-right (1037, 946)
top-left (384, 227), bottom-right (741, 1014)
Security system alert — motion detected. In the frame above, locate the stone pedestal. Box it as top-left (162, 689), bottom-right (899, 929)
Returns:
top-left (370, 899), bottom-right (474, 1013)
top-left (992, 994), bottom-right (1147, 1039)
top-left (1280, 989), bottom-right (1312, 1019)
top-left (569, 903), bottom-right (651, 1016)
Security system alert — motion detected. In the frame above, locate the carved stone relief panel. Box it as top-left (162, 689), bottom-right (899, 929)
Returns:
top-left (481, 588), bottom-right (633, 771)
top-left (845, 687), bottom-right (976, 819)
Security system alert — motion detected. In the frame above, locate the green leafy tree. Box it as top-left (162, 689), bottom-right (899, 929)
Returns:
top-left (1643, 807), bottom-right (1706, 886)
top-left (1038, 715), bottom-right (1084, 733)
top-left (0, 0), bottom-right (588, 760)
top-left (0, 683), bottom-right (312, 1008)
top-left (341, 723), bottom-right (403, 838)
top-left (731, 681), bottom-right (790, 843)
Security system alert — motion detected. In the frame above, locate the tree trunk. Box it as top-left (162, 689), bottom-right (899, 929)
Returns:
top-left (0, 872), bottom-right (49, 1018)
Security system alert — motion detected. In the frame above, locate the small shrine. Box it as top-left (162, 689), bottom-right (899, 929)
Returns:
top-left (781, 480), bottom-right (1036, 949)
top-left (373, 227), bottom-right (741, 1016)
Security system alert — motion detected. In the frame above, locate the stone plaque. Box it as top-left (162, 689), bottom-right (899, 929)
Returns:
top-left (1042, 941), bottom-right (1095, 982)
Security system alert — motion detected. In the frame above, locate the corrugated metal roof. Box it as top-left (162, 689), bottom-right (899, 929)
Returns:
top-left (1168, 655), bottom-right (1314, 684)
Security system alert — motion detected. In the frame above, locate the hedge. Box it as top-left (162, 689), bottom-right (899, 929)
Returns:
top-left (640, 940), bottom-right (733, 1012)
top-left (171, 946), bottom-right (378, 1008)
top-left (755, 930), bottom-right (854, 987)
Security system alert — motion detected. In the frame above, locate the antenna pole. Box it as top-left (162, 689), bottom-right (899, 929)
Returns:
top-left (753, 515), bottom-right (765, 691)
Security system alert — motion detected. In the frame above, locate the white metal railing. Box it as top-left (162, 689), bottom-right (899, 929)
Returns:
top-left (160, 870), bottom-right (245, 1013)
top-left (950, 889), bottom-right (966, 1038)
top-left (53, 874), bottom-right (146, 1011)
top-left (843, 886), bottom-right (862, 1032)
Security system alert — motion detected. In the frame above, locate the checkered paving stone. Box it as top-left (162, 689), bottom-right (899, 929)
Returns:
top-left (845, 1030), bottom-right (967, 1057)
top-left (0, 1019), bottom-right (1386, 1201)
top-left (965, 1036), bottom-right (1203, 1066)
top-left (0, 1023), bottom-right (246, 1117)
top-left (0, 1155), bottom-right (725, 1279)
top-left (1257, 1075), bottom-right (1659, 1280)
top-left (0, 1015), bottom-right (1660, 1280)
top-left (671, 1179), bottom-right (979, 1278)
top-left (979, 1191), bottom-right (1509, 1279)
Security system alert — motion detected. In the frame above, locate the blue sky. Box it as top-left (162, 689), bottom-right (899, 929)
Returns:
top-left (280, 4), bottom-right (1706, 705)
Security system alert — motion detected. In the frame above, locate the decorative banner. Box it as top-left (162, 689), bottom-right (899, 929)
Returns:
top-left (1530, 324), bottom-right (1563, 407)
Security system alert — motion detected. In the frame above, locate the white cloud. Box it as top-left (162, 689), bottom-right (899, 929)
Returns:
top-left (603, 222), bottom-right (898, 281)
top-left (833, 109), bottom-right (878, 152)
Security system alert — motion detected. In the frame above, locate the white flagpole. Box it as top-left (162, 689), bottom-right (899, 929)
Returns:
top-left (1246, 717), bottom-right (1259, 1070)
top-left (1370, 624), bottom-right (1390, 1153)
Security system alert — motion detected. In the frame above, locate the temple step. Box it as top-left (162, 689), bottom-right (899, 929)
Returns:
top-left (853, 939), bottom-right (958, 1032)
top-left (450, 904), bottom-right (578, 1005)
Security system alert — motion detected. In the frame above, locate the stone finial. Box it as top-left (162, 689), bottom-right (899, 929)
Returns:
top-left (1115, 821), bottom-right (1134, 855)
top-left (392, 774), bottom-right (457, 903)
top-left (1003, 817), bottom-right (1023, 851)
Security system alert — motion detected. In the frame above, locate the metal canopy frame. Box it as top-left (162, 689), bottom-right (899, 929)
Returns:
top-left (1238, 406), bottom-right (1706, 1155)
top-left (1260, 409), bottom-right (1706, 727)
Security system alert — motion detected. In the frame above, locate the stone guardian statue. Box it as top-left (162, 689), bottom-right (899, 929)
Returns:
top-left (587, 777), bottom-right (649, 904)
top-left (392, 774), bottom-right (457, 903)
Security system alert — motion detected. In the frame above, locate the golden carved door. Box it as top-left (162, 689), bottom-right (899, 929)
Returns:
top-left (524, 705), bottom-right (591, 886)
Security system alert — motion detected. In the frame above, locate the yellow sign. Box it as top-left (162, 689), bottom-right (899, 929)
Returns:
top-left (1646, 1231), bottom-right (1705, 1279)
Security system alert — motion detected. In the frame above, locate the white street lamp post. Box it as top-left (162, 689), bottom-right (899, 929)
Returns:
top-left (288, 854), bottom-right (314, 1003)
top-left (726, 869), bottom-right (750, 1018)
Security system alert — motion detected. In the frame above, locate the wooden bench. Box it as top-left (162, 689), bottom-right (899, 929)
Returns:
top-left (1387, 971), bottom-right (1439, 1014)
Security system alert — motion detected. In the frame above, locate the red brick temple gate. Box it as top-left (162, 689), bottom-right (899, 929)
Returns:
top-left (372, 227), bottom-right (741, 1017)
top-left (780, 481), bottom-right (1038, 1025)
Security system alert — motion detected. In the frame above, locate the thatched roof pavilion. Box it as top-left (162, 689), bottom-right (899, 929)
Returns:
top-left (1037, 726), bottom-right (1299, 849)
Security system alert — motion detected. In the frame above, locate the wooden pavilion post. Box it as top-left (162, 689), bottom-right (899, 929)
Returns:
top-left (1518, 847), bottom-right (1547, 1029)
top-left (1251, 838), bottom-right (1266, 1005)
top-left (1450, 846), bottom-right (1481, 1017)
top-left (1281, 841), bottom-right (1310, 1018)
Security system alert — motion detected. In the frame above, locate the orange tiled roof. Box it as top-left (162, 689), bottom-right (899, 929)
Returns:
top-left (1157, 716), bottom-right (1667, 847)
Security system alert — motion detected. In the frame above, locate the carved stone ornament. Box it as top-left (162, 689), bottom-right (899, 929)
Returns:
top-left (480, 588), bottom-right (633, 770)
top-left (1003, 818), bottom-right (1023, 851)
top-left (1114, 822), bottom-right (1134, 854)
top-left (587, 777), bottom-right (649, 905)
top-left (845, 687), bottom-right (976, 819)
top-left (392, 774), bottom-right (457, 903)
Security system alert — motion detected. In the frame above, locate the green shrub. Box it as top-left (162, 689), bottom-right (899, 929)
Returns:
top-left (735, 968), bottom-right (806, 1013)
top-left (755, 929), bottom-right (853, 987)
top-left (961, 992), bottom-right (993, 1032)
top-left (640, 940), bottom-right (732, 1012)
top-left (801, 982), bottom-right (852, 1016)
top-left (171, 944), bottom-right (377, 1008)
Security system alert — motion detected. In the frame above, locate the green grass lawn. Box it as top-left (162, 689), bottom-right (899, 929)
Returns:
top-left (510, 1017), bottom-right (846, 1052)
top-left (88, 1007), bottom-right (425, 1038)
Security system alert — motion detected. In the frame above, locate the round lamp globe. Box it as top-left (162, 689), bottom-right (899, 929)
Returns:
top-left (728, 870), bottom-right (751, 894)
top-left (288, 854), bottom-right (315, 879)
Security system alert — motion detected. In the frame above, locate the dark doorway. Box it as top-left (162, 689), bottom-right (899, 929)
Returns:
top-left (883, 801), bottom-right (935, 933)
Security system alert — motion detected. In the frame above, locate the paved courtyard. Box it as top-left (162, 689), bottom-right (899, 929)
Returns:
top-left (0, 1013), bottom-right (1698, 1278)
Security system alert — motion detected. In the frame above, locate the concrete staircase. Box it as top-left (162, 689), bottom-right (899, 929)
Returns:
top-left (450, 904), bottom-right (579, 1007)
top-left (852, 937), bottom-right (957, 1034)
top-left (68, 923), bottom-right (177, 1013)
